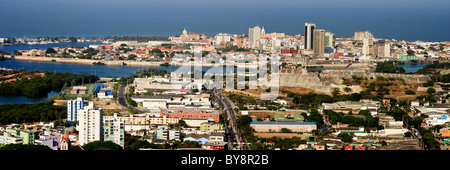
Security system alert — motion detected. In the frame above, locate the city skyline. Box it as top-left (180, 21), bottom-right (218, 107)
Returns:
top-left (0, 0), bottom-right (449, 42)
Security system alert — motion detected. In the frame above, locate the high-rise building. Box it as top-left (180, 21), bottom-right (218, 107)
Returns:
top-left (313, 29), bottom-right (325, 56)
top-left (249, 25), bottom-right (262, 49)
top-left (384, 42), bottom-right (391, 58)
top-left (304, 23), bottom-right (316, 50)
top-left (362, 38), bottom-right (369, 56)
top-left (77, 102), bottom-right (103, 146)
top-left (324, 32), bottom-right (335, 47)
top-left (103, 114), bottom-right (125, 148)
top-left (67, 97), bottom-right (88, 123)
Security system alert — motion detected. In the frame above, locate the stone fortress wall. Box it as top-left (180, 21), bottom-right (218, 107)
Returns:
top-left (279, 67), bottom-right (431, 94)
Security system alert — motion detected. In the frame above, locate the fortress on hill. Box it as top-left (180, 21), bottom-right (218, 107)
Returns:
top-left (278, 66), bottom-right (431, 94)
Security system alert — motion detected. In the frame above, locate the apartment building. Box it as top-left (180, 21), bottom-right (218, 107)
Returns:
top-left (103, 114), bottom-right (125, 148)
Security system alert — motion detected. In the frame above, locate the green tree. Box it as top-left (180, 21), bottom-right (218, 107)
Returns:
top-left (0, 144), bottom-right (52, 150)
top-left (337, 133), bottom-right (353, 143)
top-left (280, 128), bottom-right (292, 133)
top-left (426, 88), bottom-right (436, 95)
top-left (82, 141), bottom-right (123, 150)
top-left (45, 48), bottom-right (57, 54)
top-left (68, 37), bottom-right (77, 42)
top-left (343, 87), bottom-right (353, 93)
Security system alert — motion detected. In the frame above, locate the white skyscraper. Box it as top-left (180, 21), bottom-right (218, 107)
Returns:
top-left (103, 113), bottom-right (125, 148)
top-left (77, 102), bottom-right (103, 146)
top-left (67, 97), bottom-right (87, 123)
top-left (249, 25), bottom-right (262, 49)
top-left (304, 22), bottom-right (316, 50)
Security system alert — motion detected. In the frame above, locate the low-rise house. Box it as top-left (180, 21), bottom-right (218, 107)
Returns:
top-left (200, 122), bottom-right (224, 132)
top-left (35, 131), bottom-right (61, 150)
top-left (209, 132), bottom-right (225, 142)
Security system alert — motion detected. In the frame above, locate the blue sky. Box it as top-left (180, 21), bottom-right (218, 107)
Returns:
top-left (0, 0), bottom-right (449, 41)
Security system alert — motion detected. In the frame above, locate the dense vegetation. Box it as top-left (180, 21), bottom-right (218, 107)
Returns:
top-left (0, 70), bottom-right (98, 98)
top-left (375, 61), bottom-right (405, 73)
top-left (125, 135), bottom-right (201, 150)
top-left (0, 100), bottom-right (66, 124)
top-left (415, 61), bottom-right (450, 74)
top-left (0, 144), bottom-right (52, 150)
top-left (82, 141), bottom-right (123, 150)
top-left (136, 67), bottom-right (168, 78)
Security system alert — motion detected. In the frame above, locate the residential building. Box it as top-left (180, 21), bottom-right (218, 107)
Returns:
top-left (156, 126), bottom-right (181, 141)
top-left (249, 25), bottom-right (262, 49)
top-left (121, 113), bottom-right (179, 126)
top-left (209, 132), bottom-right (225, 142)
top-left (103, 113), bottom-right (125, 148)
top-left (0, 132), bottom-right (23, 146)
top-left (35, 131), bottom-right (61, 150)
top-left (200, 122), bottom-right (224, 132)
top-left (67, 97), bottom-right (88, 123)
top-left (165, 108), bottom-right (220, 122)
top-left (77, 102), bottom-right (103, 146)
top-left (324, 31), bottom-right (335, 47)
top-left (5, 129), bottom-right (36, 145)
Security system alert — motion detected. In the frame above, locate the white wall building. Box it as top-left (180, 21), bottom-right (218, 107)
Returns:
top-left (67, 97), bottom-right (87, 122)
top-left (77, 102), bottom-right (103, 146)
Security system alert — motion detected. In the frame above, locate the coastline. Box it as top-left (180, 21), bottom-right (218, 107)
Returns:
top-left (9, 55), bottom-right (371, 69)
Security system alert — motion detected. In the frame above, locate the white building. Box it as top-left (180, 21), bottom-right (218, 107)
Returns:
top-left (67, 97), bottom-right (87, 123)
top-left (0, 132), bottom-right (23, 146)
top-left (103, 113), bottom-right (125, 148)
top-left (249, 25), bottom-right (262, 49)
top-left (77, 102), bottom-right (103, 146)
top-left (214, 33), bottom-right (231, 45)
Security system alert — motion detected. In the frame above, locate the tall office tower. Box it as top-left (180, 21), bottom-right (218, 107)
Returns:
top-left (103, 113), bottom-right (125, 148)
top-left (324, 32), bottom-right (335, 47)
top-left (313, 29), bottom-right (325, 56)
top-left (249, 25), bottom-right (261, 49)
top-left (67, 97), bottom-right (87, 123)
top-left (78, 102), bottom-right (103, 146)
top-left (304, 22), bottom-right (316, 50)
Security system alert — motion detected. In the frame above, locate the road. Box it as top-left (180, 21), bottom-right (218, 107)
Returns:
top-left (210, 87), bottom-right (248, 150)
top-left (117, 83), bottom-right (144, 113)
top-left (117, 84), bottom-right (127, 108)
